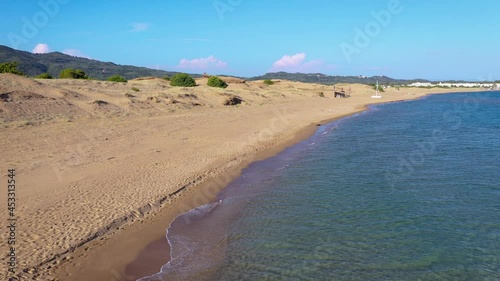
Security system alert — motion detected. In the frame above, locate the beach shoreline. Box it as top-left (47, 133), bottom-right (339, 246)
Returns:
top-left (127, 90), bottom-right (496, 281)
top-left (101, 90), bottom-right (488, 281)
top-left (0, 73), bottom-right (486, 281)
top-left (124, 110), bottom-right (355, 281)
top-left (59, 113), bottom-right (325, 281)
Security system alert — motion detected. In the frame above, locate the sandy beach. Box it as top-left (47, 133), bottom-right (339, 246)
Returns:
top-left (0, 73), bottom-right (483, 280)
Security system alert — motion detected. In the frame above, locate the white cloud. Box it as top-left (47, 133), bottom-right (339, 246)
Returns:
top-left (63, 49), bottom-right (90, 59)
top-left (271, 53), bottom-right (323, 73)
top-left (177, 56), bottom-right (227, 70)
top-left (32, 43), bottom-right (50, 54)
top-left (272, 53), bottom-right (306, 69)
top-left (130, 22), bottom-right (150, 32)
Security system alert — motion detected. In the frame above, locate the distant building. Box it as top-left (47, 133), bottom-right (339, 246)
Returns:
top-left (408, 82), bottom-right (495, 88)
top-left (409, 82), bottom-right (433, 87)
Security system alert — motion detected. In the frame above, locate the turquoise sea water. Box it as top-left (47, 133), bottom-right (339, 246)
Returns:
top-left (142, 92), bottom-right (499, 281)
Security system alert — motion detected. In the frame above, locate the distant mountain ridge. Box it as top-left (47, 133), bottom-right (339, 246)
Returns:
top-left (0, 45), bottom-right (195, 80)
top-left (0, 45), bottom-right (478, 84)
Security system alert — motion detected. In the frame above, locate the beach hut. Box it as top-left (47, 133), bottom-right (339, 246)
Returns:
top-left (333, 86), bottom-right (351, 98)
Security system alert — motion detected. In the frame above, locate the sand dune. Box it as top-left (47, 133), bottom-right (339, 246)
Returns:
top-left (0, 73), bottom-right (481, 280)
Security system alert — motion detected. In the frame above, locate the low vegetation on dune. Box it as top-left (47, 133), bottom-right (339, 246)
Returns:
top-left (207, 76), bottom-right (228, 88)
top-left (170, 73), bottom-right (196, 87)
top-left (107, 75), bottom-right (127, 83)
top-left (35, 73), bottom-right (53, 79)
top-left (224, 95), bottom-right (244, 106)
top-left (263, 79), bottom-right (274, 85)
top-left (0, 62), bottom-right (24, 75)
top-left (59, 68), bottom-right (89, 79)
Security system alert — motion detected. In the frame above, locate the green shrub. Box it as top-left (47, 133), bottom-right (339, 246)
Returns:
top-left (263, 79), bottom-right (274, 85)
top-left (0, 62), bottom-right (23, 75)
top-left (35, 73), bottom-right (53, 79)
top-left (170, 73), bottom-right (196, 87)
top-left (107, 75), bottom-right (127, 82)
top-left (207, 76), bottom-right (228, 88)
top-left (59, 68), bottom-right (88, 79)
top-left (372, 84), bottom-right (385, 92)
top-left (131, 87), bottom-right (140, 92)
top-left (163, 76), bottom-right (170, 81)
top-left (318, 92), bottom-right (325, 97)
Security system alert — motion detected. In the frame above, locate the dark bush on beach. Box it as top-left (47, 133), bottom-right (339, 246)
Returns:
top-left (372, 84), bottom-right (385, 92)
top-left (207, 76), bottom-right (228, 88)
top-left (59, 68), bottom-right (88, 79)
top-left (35, 72), bottom-right (52, 79)
top-left (0, 62), bottom-right (23, 75)
top-left (107, 75), bottom-right (127, 82)
top-left (170, 73), bottom-right (196, 87)
top-left (263, 79), bottom-right (274, 85)
top-left (224, 95), bottom-right (243, 106)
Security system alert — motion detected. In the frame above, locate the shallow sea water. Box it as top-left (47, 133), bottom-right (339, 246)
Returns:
top-left (142, 91), bottom-right (499, 281)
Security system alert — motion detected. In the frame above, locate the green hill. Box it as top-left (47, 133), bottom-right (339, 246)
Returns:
top-left (0, 45), bottom-right (198, 80)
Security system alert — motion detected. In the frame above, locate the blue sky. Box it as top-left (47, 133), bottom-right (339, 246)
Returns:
top-left (1, 0), bottom-right (499, 80)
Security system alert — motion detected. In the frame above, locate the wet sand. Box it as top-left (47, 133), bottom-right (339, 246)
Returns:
top-left (124, 238), bottom-right (170, 279)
